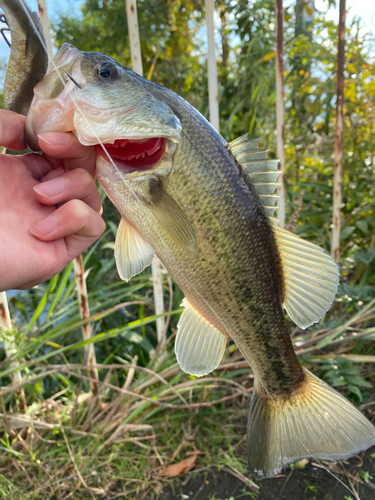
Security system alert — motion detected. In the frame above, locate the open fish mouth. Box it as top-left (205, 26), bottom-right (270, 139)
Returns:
top-left (96, 136), bottom-right (172, 174)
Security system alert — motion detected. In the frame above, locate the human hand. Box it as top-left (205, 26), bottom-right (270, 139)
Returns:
top-left (0, 109), bottom-right (105, 292)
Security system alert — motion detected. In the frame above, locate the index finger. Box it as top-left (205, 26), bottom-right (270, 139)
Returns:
top-left (0, 110), bottom-right (27, 151)
top-left (38, 132), bottom-right (96, 177)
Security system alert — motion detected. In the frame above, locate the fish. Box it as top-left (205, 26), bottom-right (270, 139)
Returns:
top-left (3, 0), bottom-right (375, 480)
top-left (0, 0), bottom-right (47, 114)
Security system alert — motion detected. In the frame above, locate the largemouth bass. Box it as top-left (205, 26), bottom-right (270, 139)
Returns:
top-left (3, 0), bottom-right (375, 479)
top-left (0, 0), bottom-right (47, 114)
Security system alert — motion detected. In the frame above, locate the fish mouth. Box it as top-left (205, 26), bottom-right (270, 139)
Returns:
top-left (96, 136), bottom-right (169, 173)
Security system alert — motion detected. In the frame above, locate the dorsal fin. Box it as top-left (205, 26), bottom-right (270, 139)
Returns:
top-left (227, 134), bottom-right (280, 226)
top-left (272, 225), bottom-right (339, 329)
top-left (228, 134), bottom-right (339, 329)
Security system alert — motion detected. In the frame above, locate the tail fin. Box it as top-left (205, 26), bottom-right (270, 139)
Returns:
top-left (247, 369), bottom-right (375, 479)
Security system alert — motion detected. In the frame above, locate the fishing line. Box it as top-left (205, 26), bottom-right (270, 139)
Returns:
top-left (315, 458), bottom-right (360, 500)
top-left (297, 442), bottom-right (360, 500)
top-left (14, 6), bottom-right (361, 497)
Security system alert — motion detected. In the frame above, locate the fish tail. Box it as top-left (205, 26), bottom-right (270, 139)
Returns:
top-left (247, 368), bottom-right (375, 479)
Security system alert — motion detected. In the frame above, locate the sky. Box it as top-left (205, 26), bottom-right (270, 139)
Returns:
top-left (315, 0), bottom-right (375, 31)
top-left (0, 0), bottom-right (83, 60)
top-left (0, 0), bottom-right (374, 63)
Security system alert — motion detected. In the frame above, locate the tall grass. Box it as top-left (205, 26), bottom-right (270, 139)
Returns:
top-left (1, 231), bottom-right (374, 498)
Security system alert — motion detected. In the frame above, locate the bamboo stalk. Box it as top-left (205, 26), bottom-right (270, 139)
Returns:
top-left (275, 0), bottom-right (286, 228)
top-left (125, 0), bottom-right (143, 76)
top-left (73, 256), bottom-right (99, 395)
top-left (125, 0), bottom-right (166, 343)
top-left (37, 0), bottom-right (53, 60)
top-left (36, 3), bottom-right (100, 393)
top-left (0, 292), bottom-right (27, 411)
top-left (331, 0), bottom-right (346, 262)
top-left (205, 0), bottom-right (220, 132)
top-left (151, 259), bottom-right (166, 342)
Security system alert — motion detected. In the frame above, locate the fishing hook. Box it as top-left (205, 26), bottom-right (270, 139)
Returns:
top-left (0, 15), bottom-right (10, 48)
top-left (65, 71), bottom-right (82, 89)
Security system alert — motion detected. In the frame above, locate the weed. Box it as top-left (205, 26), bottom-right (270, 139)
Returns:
top-left (303, 479), bottom-right (318, 494)
top-left (359, 470), bottom-right (374, 483)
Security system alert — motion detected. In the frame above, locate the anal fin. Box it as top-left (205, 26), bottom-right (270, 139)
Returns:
top-left (175, 299), bottom-right (227, 377)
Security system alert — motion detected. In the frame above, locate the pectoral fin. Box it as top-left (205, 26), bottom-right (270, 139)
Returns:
top-left (147, 181), bottom-right (199, 257)
top-left (175, 299), bottom-right (227, 377)
top-left (115, 218), bottom-right (155, 282)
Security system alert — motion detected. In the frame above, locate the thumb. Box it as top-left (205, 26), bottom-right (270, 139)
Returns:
top-left (30, 199), bottom-right (106, 261)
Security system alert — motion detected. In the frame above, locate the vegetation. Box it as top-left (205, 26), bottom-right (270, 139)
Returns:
top-left (1, 0), bottom-right (375, 498)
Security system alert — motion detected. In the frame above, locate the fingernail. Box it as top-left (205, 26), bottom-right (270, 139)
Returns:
top-left (33, 177), bottom-right (65, 197)
top-left (31, 216), bottom-right (58, 236)
top-left (38, 133), bottom-right (71, 146)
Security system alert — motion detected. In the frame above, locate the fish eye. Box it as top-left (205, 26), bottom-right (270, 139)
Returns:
top-left (95, 62), bottom-right (118, 81)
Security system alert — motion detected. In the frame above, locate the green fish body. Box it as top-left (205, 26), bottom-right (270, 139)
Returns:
top-left (99, 82), bottom-right (300, 392)
top-left (96, 78), bottom-right (375, 477)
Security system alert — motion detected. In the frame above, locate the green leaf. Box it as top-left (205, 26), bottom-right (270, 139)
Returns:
top-left (348, 384), bottom-right (362, 401)
top-left (26, 276), bottom-right (59, 334)
top-left (0, 446), bottom-right (23, 458)
top-left (346, 375), bottom-right (372, 388)
top-left (341, 226), bottom-right (356, 239)
top-left (359, 470), bottom-right (374, 483)
top-left (356, 220), bottom-right (368, 234)
top-left (329, 376), bottom-right (346, 387)
top-left (46, 263), bottom-right (73, 319)
top-left (340, 366), bottom-right (362, 375)
top-left (324, 369), bottom-right (341, 378)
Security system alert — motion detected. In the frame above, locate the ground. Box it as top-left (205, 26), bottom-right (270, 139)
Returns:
top-left (153, 447), bottom-right (375, 500)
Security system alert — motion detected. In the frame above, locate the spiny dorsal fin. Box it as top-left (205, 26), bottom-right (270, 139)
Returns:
top-left (227, 134), bottom-right (280, 226)
top-left (228, 134), bottom-right (260, 151)
top-left (175, 299), bottom-right (228, 377)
